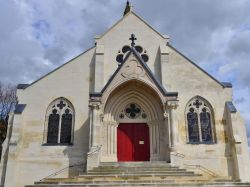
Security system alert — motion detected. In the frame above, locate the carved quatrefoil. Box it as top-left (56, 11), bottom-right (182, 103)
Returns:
top-left (121, 60), bottom-right (145, 78)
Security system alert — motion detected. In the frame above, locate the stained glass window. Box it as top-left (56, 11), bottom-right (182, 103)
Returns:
top-left (47, 109), bottom-right (59, 143)
top-left (60, 109), bottom-right (73, 143)
top-left (186, 97), bottom-right (214, 143)
top-left (125, 103), bottom-right (141, 119)
top-left (116, 45), bottom-right (149, 64)
top-left (200, 108), bottom-right (212, 142)
top-left (187, 108), bottom-right (199, 143)
top-left (46, 98), bottom-right (74, 145)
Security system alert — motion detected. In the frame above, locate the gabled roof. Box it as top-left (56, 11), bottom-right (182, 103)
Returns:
top-left (96, 46), bottom-right (177, 97)
top-left (17, 46), bottom-right (95, 90)
top-left (98, 11), bottom-right (169, 40)
top-left (168, 44), bottom-right (232, 88)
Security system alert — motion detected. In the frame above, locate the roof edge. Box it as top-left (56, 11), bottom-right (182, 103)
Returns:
top-left (17, 84), bottom-right (30, 89)
top-left (221, 82), bottom-right (233, 88)
top-left (20, 46), bottom-right (95, 90)
top-left (98, 11), bottom-right (168, 40)
top-left (100, 46), bottom-right (178, 98)
top-left (226, 101), bottom-right (237, 113)
top-left (90, 92), bottom-right (102, 97)
top-left (166, 92), bottom-right (178, 97)
top-left (168, 44), bottom-right (226, 88)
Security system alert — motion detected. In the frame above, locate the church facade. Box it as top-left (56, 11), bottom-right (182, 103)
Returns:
top-left (1, 5), bottom-right (250, 187)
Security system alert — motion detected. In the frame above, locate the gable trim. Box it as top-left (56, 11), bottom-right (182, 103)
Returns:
top-left (168, 44), bottom-right (227, 88)
top-left (17, 84), bottom-right (30, 89)
top-left (20, 46), bottom-right (95, 90)
top-left (100, 47), bottom-right (177, 97)
top-left (99, 11), bottom-right (168, 40)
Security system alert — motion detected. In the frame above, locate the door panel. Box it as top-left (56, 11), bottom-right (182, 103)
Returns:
top-left (117, 124), bottom-right (133, 161)
top-left (134, 124), bottom-right (150, 161)
top-left (117, 123), bottom-right (150, 161)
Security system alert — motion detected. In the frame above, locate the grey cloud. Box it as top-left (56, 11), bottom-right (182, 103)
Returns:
top-left (235, 97), bottom-right (245, 104)
top-left (224, 30), bottom-right (250, 88)
top-left (227, 31), bottom-right (250, 56)
top-left (1, 1), bottom-right (250, 149)
top-left (2, 0), bottom-right (250, 84)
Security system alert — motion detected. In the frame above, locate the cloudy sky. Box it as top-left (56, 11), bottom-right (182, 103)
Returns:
top-left (1, 0), bottom-right (250, 150)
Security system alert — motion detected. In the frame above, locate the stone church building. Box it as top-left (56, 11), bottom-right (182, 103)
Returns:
top-left (1, 2), bottom-right (250, 187)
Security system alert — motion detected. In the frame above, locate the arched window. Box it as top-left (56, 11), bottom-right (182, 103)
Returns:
top-left (185, 96), bottom-right (214, 144)
top-left (44, 98), bottom-right (74, 145)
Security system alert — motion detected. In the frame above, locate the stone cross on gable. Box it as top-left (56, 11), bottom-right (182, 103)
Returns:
top-left (193, 99), bottom-right (202, 108)
top-left (57, 100), bottom-right (66, 109)
top-left (129, 34), bottom-right (137, 47)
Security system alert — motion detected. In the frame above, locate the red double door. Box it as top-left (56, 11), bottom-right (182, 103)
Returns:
top-left (117, 123), bottom-right (150, 161)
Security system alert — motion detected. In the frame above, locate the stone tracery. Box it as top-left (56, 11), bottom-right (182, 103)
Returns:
top-left (186, 96), bottom-right (214, 144)
top-left (44, 98), bottom-right (74, 145)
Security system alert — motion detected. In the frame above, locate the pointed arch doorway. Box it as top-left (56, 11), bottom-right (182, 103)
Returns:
top-left (117, 123), bottom-right (150, 161)
top-left (102, 80), bottom-right (168, 162)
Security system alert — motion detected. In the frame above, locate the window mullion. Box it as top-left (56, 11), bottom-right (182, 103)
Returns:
top-left (197, 109), bottom-right (202, 143)
top-left (58, 110), bottom-right (62, 144)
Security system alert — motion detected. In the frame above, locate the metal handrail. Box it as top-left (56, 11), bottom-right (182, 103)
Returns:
top-left (41, 146), bottom-right (102, 181)
top-left (40, 162), bottom-right (84, 181)
top-left (184, 164), bottom-right (218, 177)
top-left (87, 145), bottom-right (102, 157)
top-left (172, 152), bottom-right (185, 158)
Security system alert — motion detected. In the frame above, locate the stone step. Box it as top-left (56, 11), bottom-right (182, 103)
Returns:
top-left (36, 175), bottom-right (208, 184)
top-left (99, 162), bottom-right (171, 168)
top-left (35, 179), bottom-right (243, 184)
top-left (86, 171), bottom-right (196, 175)
top-left (79, 173), bottom-right (201, 178)
top-left (27, 182), bottom-right (250, 187)
top-left (27, 162), bottom-right (250, 187)
top-left (92, 166), bottom-right (180, 170)
top-left (90, 168), bottom-right (184, 173)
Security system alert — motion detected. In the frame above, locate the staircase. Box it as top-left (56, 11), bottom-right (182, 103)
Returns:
top-left (26, 162), bottom-right (250, 187)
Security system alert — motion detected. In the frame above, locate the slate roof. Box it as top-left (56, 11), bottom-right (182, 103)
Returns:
top-left (17, 84), bottom-right (30, 89)
top-left (221, 82), bottom-right (233, 88)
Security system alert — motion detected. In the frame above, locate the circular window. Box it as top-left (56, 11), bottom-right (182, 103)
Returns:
top-left (116, 54), bottom-right (124, 63)
top-left (122, 45), bottom-right (130, 54)
top-left (135, 45), bottom-right (143, 53)
top-left (141, 54), bottom-right (149, 62)
top-left (125, 103), bottom-right (141, 119)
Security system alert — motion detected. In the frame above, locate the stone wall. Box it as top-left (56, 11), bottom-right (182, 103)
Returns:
top-left (2, 11), bottom-right (250, 186)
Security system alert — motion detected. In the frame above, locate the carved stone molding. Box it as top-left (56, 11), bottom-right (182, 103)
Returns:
top-left (89, 101), bottom-right (101, 110)
top-left (105, 121), bottom-right (118, 127)
top-left (166, 100), bottom-right (179, 110)
top-left (121, 60), bottom-right (145, 78)
top-left (163, 112), bottom-right (169, 119)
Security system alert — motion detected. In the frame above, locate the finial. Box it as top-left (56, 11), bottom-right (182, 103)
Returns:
top-left (129, 34), bottom-right (137, 47)
top-left (123, 1), bottom-right (132, 16)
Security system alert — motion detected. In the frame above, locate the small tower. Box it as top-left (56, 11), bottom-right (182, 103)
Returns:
top-left (123, 1), bottom-right (132, 16)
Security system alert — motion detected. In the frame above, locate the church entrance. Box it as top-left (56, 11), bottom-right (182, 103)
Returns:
top-left (117, 123), bottom-right (150, 161)
top-left (101, 80), bottom-right (169, 162)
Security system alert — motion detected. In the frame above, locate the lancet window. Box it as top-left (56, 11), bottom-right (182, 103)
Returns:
top-left (45, 98), bottom-right (74, 145)
top-left (186, 96), bottom-right (214, 144)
